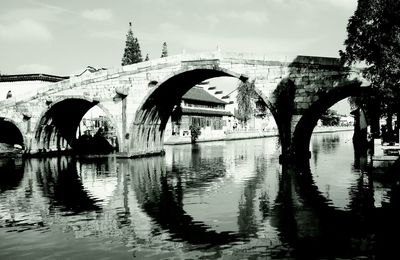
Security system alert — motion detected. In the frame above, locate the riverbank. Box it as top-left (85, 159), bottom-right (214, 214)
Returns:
top-left (0, 127), bottom-right (354, 156)
top-left (164, 126), bottom-right (354, 145)
top-left (0, 143), bottom-right (23, 158)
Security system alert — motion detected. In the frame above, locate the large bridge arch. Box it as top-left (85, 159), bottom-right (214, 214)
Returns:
top-left (128, 67), bottom-right (277, 156)
top-left (0, 117), bottom-right (26, 148)
top-left (32, 96), bottom-right (122, 153)
top-left (292, 81), bottom-right (374, 166)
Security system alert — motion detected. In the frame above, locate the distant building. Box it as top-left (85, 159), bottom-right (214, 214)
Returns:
top-left (339, 115), bottom-right (355, 126)
top-left (79, 115), bottom-right (118, 149)
top-left (202, 80), bottom-right (277, 132)
top-left (0, 74), bottom-right (69, 101)
top-left (165, 86), bottom-right (233, 138)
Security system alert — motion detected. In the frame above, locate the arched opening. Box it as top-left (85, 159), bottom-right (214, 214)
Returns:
top-left (292, 83), bottom-right (381, 209)
top-left (75, 106), bottom-right (120, 154)
top-left (292, 82), bottom-right (373, 164)
top-left (129, 68), bottom-right (277, 156)
top-left (33, 97), bottom-right (120, 154)
top-left (0, 117), bottom-right (25, 152)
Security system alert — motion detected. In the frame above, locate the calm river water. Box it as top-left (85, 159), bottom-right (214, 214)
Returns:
top-left (1, 131), bottom-right (400, 259)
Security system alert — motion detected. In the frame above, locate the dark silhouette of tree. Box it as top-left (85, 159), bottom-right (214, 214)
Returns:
top-left (320, 109), bottom-right (340, 126)
top-left (340, 0), bottom-right (400, 131)
top-left (121, 22), bottom-right (143, 65)
top-left (189, 125), bottom-right (201, 143)
top-left (144, 53), bottom-right (149, 61)
top-left (161, 42), bottom-right (168, 58)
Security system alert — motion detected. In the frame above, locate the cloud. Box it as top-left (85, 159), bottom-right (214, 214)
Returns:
top-left (318, 0), bottom-right (357, 10)
top-left (159, 22), bottom-right (180, 31)
top-left (90, 30), bottom-right (124, 40)
top-left (1, 8), bottom-right (62, 23)
top-left (81, 9), bottom-right (113, 21)
top-left (17, 63), bottom-right (53, 74)
top-left (0, 19), bottom-right (52, 41)
top-left (222, 11), bottom-right (268, 26)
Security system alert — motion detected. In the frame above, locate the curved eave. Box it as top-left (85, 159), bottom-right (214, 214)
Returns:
top-left (0, 74), bottom-right (69, 83)
top-left (182, 107), bottom-right (233, 117)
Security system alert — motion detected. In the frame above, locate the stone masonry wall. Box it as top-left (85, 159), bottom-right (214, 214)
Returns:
top-left (0, 52), bottom-right (365, 156)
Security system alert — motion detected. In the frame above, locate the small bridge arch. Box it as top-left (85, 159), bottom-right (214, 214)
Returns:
top-left (0, 117), bottom-right (26, 149)
top-left (292, 81), bottom-right (374, 165)
top-left (32, 96), bottom-right (122, 153)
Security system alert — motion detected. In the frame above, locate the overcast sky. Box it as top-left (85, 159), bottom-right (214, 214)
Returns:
top-left (0, 0), bottom-right (357, 76)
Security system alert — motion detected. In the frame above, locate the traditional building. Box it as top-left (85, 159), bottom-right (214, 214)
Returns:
top-left (165, 86), bottom-right (233, 139)
top-left (0, 74), bottom-right (69, 101)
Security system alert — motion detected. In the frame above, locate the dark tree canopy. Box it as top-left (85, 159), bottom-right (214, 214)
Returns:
top-left (320, 109), bottom-right (340, 126)
top-left (340, 0), bottom-right (400, 113)
top-left (161, 42), bottom-right (168, 58)
top-left (121, 22), bottom-right (143, 66)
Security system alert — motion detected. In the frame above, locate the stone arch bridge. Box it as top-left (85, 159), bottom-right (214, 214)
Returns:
top-left (0, 52), bottom-right (370, 162)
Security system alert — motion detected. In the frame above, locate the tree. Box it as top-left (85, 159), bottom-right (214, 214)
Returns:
top-left (236, 80), bottom-right (257, 126)
top-left (340, 0), bottom-right (400, 131)
top-left (161, 42), bottom-right (168, 58)
top-left (320, 109), bottom-right (340, 126)
top-left (189, 125), bottom-right (201, 143)
top-left (121, 22), bottom-right (143, 66)
top-left (144, 53), bottom-right (149, 61)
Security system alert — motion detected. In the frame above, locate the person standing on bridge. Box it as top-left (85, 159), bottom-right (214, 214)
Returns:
top-left (6, 90), bottom-right (12, 99)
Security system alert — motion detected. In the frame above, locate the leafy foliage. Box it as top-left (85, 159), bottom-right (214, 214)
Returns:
top-left (340, 0), bottom-right (400, 114)
top-left (320, 109), bottom-right (340, 126)
top-left (189, 125), bottom-right (201, 143)
top-left (161, 42), bottom-right (168, 58)
top-left (121, 22), bottom-right (143, 66)
top-left (254, 97), bottom-right (271, 119)
top-left (236, 80), bottom-right (257, 124)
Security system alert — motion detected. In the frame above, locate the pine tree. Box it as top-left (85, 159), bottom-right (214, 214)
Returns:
top-left (121, 22), bottom-right (143, 66)
top-left (161, 42), bottom-right (168, 58)
top-left (144, 53), bottom-right (149, 61)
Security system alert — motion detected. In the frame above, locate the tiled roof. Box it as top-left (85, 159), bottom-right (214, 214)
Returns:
top-left (0, 74), bottom-right (69, 83)
top-left (182, 87), bottom-right (226, 104)
top-left (182, 107), bottom-right (233, 117)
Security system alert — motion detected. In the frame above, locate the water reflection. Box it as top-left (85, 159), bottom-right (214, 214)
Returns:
top-left (0, 158), bottom-right (23, 193)
top-left (130, 155), bottom-right (240, 248)
top-left (296, 132), bottom-right (400, 259)
top-left (34, 158), bottom-right (103, 214)
top-left (1, 134), bottom-right (400, 259)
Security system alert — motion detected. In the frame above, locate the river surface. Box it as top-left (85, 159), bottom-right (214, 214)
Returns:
top-left (1, 131), bottom-right (400, 259)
